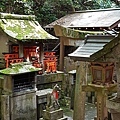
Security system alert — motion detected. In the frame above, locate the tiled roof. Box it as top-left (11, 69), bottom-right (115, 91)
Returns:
top-left (69, 35), bottom-right (115, 61)
top-left (45, 8), bottom-right (120, 29)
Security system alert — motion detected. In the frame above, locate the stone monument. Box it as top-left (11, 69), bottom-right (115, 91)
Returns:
top-left (42, 84), bottom-right (67, 120)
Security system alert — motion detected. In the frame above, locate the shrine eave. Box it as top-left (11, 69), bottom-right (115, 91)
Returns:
top-left (69, 34), bottom-right (119, 62)
top-left (0, 13), bottom-right (57, 42)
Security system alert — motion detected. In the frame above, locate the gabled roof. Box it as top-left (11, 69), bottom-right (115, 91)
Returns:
top-left (45, 8), bottom-right (120, 29)
top-left (0, 13), bottom-right (57, 41)
top-left (69, 34), bottom-right (116, 61)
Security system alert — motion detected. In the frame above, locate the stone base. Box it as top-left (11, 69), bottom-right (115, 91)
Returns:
top-left (106, 98), bottom-right (120, 120)
top-left (43, 108), bottom-right (64, 120)
top-left (109, 109), bottom-right (120, 120)
top-left (46, 105), bottom-right (60, 112)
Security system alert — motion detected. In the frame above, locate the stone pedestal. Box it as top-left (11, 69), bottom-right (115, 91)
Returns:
top-left (42, 108), bottom-right (67, 120)
top-left (106, 97), bottom-right (120, 120)
top-left (110, 109), bottom-right (120, 120)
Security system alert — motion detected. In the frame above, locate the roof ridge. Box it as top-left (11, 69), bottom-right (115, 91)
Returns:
top-left (0, 12), bottom-right (35, 20)
top-left (71, 8), bottom-right (120, 14)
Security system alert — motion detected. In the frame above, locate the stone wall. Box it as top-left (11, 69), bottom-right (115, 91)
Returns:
top-left (0, 90), bottom-right (37, 120)
top-left (64, 57), bottom-right (78, 73)
top-left (11, 91), bottom-right (36, 120)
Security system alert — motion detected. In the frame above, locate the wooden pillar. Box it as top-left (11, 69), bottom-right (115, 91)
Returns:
top-left (39, 43), bottom-right (43, 62)
top-left (73, 61), bottom-right (86, 120)
top-left (19, 43), bottom-right (23, 58)
top-left (59, 37), bottom-right (65, 71)
top-left (96, 91), bottom-right (108, 120)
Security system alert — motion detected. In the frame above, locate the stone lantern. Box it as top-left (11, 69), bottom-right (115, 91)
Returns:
top-left (91, 62), bottom-right (114, 85)
top-left (82, 62), bottom-right (117, 120)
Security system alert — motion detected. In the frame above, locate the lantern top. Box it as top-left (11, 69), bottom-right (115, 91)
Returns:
top-left (91, 62), bottom-right (114, 85)
top-left (91, 62), bottom-right (114, 67)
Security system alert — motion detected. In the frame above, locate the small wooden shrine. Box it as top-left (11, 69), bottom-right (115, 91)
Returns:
top-left (0, 12), bottom-right (58, 72)
top-left (0, 13), bottom-right (61, 120)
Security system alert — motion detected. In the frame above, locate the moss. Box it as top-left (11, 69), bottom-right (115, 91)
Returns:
top-left (61, 25), bottom-right (103, 39)
top-left (0, 13), bottom-right (57, 40)
top-left (0, 62), bottom-right (40, 75)
top-left (0, 74), bottom-right (4, 79)
top-left (0, 19), bottom-right (56, 40)
top-left (0, 68), bottom-right (12, 74)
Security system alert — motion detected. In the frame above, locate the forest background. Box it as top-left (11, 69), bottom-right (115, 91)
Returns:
top-left (0, 0), bottom-right (120, 26)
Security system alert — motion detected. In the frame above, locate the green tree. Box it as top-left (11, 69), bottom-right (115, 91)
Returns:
top-left (33, 0), bottom-right (75, 26)
top-left (0, 0), bottom-right (119, 26)
top-left (0, 0), bottom-right (33, 14)
top-left (72, 0), bottom-right (119, 10)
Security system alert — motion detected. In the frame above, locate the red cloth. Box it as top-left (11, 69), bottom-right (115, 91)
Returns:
top-left (52, 91), bottom-right (59, 99)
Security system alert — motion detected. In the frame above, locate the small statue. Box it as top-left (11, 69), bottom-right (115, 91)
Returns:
top-left (52, 84), bottom-right (60, 107)
top-left (46, 84), bottom-right (61, 111)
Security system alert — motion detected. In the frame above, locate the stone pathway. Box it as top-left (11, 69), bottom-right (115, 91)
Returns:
top-left (63, 103), bottom-right (96, 120)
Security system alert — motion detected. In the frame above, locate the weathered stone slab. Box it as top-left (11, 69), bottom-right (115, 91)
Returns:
top-left (110, 109), bottom-right (120, 120)
top-left (36, 72), bottom-right (64, 85)
top-left (10, 91), bottom-right (37, 120)
top-left (36, 89), bottom-right (52, 104)
top-left (106, 98), bottom-right (120, 112)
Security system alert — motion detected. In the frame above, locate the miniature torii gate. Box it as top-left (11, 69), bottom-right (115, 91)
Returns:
top-left (54, 25), bottom-right (103, 71)
top-left (54, 25), bottom-right (118, 120)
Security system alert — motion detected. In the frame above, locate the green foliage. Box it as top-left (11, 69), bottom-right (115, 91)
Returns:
top-left (73, 0), bottom-right (119, 10)
top-left (33, 0), bottom-right (74, 26)
top-left (34, 1), bottom-right (57, 26)
top-left (0, 0), bottom-right (119, 26)
top-left (0, 0), bottom-right (33, 14)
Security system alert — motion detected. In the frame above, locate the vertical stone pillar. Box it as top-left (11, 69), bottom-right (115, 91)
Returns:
top-left (1, 95), bottom-right (10, 120)
top-left (73, 61), bottom-right (86, 120)
top-left (59, 37), bottom-right (65, 71)
top-left (116, 62), bottom-right (120, 98)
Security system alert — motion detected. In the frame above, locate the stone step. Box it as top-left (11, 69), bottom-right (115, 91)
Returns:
top-left (58, 116), bottom-right (68, 120)
top-left (40, 117), bottom-right (68, 120)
